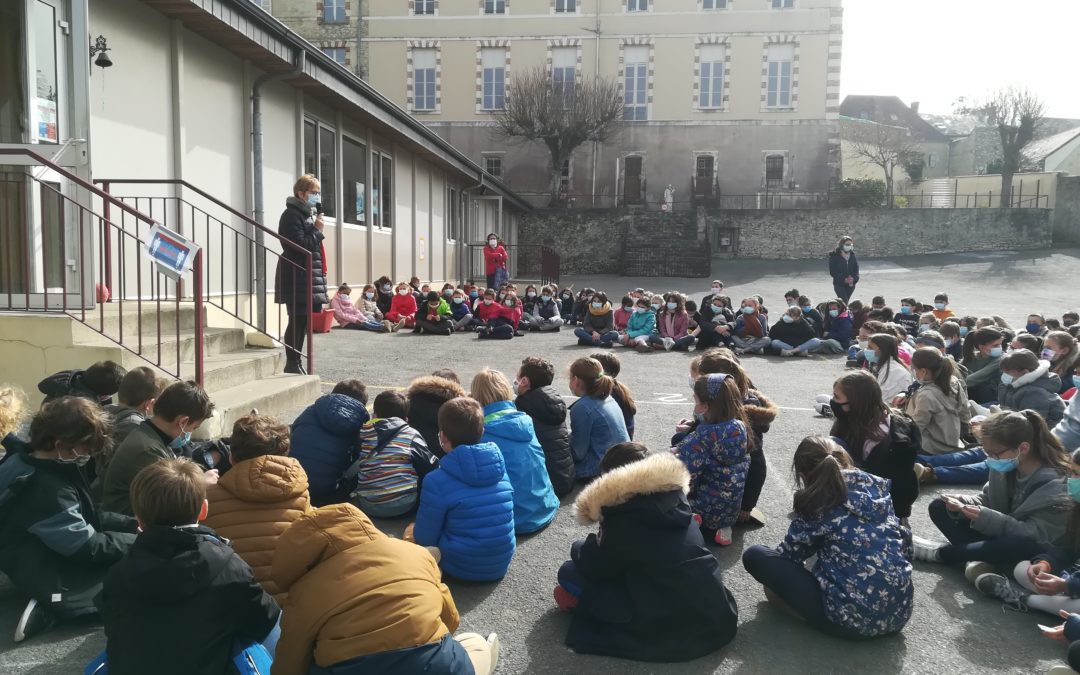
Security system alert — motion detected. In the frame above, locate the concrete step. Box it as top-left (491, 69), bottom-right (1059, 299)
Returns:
top-left (194, 373), bottom-right (320, 439)
top-left (76, 326), bottom-right (248, 367)
top-left (181, 347), bottom-right (284, 393)
top-left (79, 301), bottom-right (204, 338)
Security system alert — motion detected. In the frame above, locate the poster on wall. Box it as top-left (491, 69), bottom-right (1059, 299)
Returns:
top-left (145, 223), bottom-right (200, 280)
top-left (34, 98), bottom-right (57, 143)
top-left (355, 182), bottom-right (365, 222)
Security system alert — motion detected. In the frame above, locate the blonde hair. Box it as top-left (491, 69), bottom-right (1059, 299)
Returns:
top-left (0, 386), bottom-right (28, 438)
top-left (292, 174), bottom-right (320, 196)
top-left (470, 368), bottom-right (514, 408)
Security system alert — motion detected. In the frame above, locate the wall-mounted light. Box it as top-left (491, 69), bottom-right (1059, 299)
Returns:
top-left (89, 35), bottom-right (112, 68)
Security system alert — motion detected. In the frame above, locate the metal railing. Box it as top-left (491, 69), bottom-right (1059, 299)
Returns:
top-left (0, 149), bottom-right (205, 384)
top-left (94, 179), bottom-right (316, 374)
top-left (465, 243), bottom-right (560, 288)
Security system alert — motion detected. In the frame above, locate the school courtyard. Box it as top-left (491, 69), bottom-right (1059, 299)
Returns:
top-left (2, 247), bottom-right (1079, 674)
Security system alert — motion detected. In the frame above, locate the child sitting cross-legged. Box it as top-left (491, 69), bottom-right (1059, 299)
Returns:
top-left (529, 284), bottom-right (564, 332)
top-left (409, 397), bottom-right (516, 581)
top-left (415, 290), bottom-right (455, 336)
top-left (554, 442), bottom-right (738, 662)
top-left (331, 283), bottom-right (387, 332)
top-left (290, 379), bottom-right (371, 507)
top-left (203, 414), bottom-right (312, 603)
top-left (514, 357), bottom-right (575, 497)
top-left (272, 502), bottom-right (500, 675)
top-left (101, 458), bottom-right (280, 675)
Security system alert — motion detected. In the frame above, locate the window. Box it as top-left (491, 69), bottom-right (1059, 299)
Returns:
top-left (482, 48), bottom-right (506, 110)
top-left (765, 155), bottom-right (785, 189)
top-left (766, 43), bottom-right (794, 108)
top-left (414, 0), bottom-right (435, 14)
top-left (484, 0), bottom-right (506, 14)
top-left (303, 120), bottom-right (317, 176)
top-left (555, 0), bottom-right (576, 12)
top-left (627, 0), bottom-right (648, 11)
top-left (448, 188), bottom-right (460, 241)
top-left (623, 46), bottom-right (648, 121)
top-left (323, 47), bottom-right (346, 65)
top-left (772, 0), bottom-right (794, 7)
top-left (928, 153), bottom-right (938, 169)
top-left (559, 159), bottom-right (572, 196)
top-left (552, 47), bottom-right (576, 105)
top-left (343, 137), bottom-right (367, 224)
top-left (323, 0), bottom-right (345, 23)
top-left (703, 0), bottom-right (726, 7)
top-left (698, 44), bottom-right (724, 108)
top-left (319, 126), bottom-right (337, 218)
top-left (484, 156), bottom-right (503, 178)
top-left (413, 49), bottom-right (437, 111)
top-left (251, 0), bottom-right (271, 11)
top-left (371, 152), bottom-right (393, 229)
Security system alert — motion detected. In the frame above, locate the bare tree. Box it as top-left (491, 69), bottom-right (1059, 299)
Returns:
top-left (844, 119), bottom-right (921, 208)
top-left (957, 87), bottom-right (1045, 208)
top-left (493, 66), bottom-right (623, 206)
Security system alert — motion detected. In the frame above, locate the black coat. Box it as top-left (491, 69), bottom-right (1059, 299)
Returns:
top-left (515, 386), bottom-right (574, 497)
top-left (274, 197), bottom-right (328, 314)
top-left (101, 525), bottom-right (280, 675)
top-left (406, 376), bottom-right (467, 458)
top-left (567, 453), bottom-right (738, 662)
top-left (38, 369), bottom-right (109, 406)
top-left (768, 317), bottom-right (817, 346)
top-left (828, 250), bottom-right (860, 286)
top-left (0, 440), bottom-right (138, 618)
top-left (837, 412), bottom-right (921, 519)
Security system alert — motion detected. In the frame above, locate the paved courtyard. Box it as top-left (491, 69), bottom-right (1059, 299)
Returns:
top-left (3, 247), bottom-right (1080, 674)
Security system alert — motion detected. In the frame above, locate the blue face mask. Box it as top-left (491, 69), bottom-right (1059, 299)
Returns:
top-left (863, 349), bottom-right (879, 364)
top-left (453, 297), bottom-right (464, 304)
top-left (829, 309), bottom-right (840, 318)
top-left (782, 315), bottom-right (795, 323)
top-left (712, 305), bottom-right (724, 313)
top-left (934, 302), bottom-right (946, 310)
top-left (989, 346), bottom-right (1004, 358)
top-left (306, 192), bottom-right (321, 208)
top-left (1001, 372), bottom-right (1014, 385)
top-left (666, 302), bottom-right (677, 311)
top-left (900, 306), bottom-right (912, 315)
top-left (802, 306), bottom-right (812, 312)
top-left (960, 326), bottom-right (970, 337)
top-left (986, 456), bottom-right (1019, 473)
top-left (918, 324), bottom-right (929, 333)
top-left (741, 306), bottom-right (755, 314)
top-left (1069, 478), bottom-right (1080, 503)
top-left (444, 289), bottom-right (453, 296)
top-left (470, 291), bottom-right (479, 298)
top-left (1026, 322), bottom-right (1042, 334)
top-left (169, 423), bottom-right (191, 450)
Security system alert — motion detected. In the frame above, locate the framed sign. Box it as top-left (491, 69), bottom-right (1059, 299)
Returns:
top-left (145, 223), bottom-right (200, 280)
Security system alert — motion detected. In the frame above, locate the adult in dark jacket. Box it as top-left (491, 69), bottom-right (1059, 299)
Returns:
top-left (407, 374), bottom-right (468, 459)
top-left (514, 358), bottom-right (574, 494)
top-left (275, 174), bottom-right (329, 374)
top-left (290, 392), bottom-right (371, 506)
top-left (555, 445), bottom-right (738, 662)
top-left (0, 399), bottom-right (138, 642)
top-left (828, 236), bottom-right (859, 303)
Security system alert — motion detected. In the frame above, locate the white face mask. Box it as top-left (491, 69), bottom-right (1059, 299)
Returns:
top-left (489, 239), bottom-right (498, 247)
top-left (397, 289), bottom-right (408, 296)
top-left (382, 284), bottom-right (392, 293)
top-left (711, 286), bottom-right (721, 293)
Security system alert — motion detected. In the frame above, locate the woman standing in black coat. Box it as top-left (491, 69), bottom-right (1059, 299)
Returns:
top-left (828, 235), bottom-right (859, 303)
top-left (275, 174), bottom-right (329, 374)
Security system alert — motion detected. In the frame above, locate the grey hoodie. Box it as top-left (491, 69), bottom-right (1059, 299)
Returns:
top-left (961, 464), bottom-right (1068, 546)
top-left (998, 360), bottom-right (1065, 427)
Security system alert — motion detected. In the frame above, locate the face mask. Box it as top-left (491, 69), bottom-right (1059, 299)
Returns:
top-left (786, 300), bottom-right (796, 307)
top-left (945, 337), bottom-right (956, 347)
top-left (470, 291), bottom-right (479, 298)
top-left (712, 305), bottom-right (724, 313)
top-left (829, 399), bottom-right (849, 418)
top-left (741, 306), bottom-right (755, 314)
top-left (693, 412), bottom-right (706, 425)
top-left (592, 302), bottom-right (603, 309)
top-left (918, 324), bottom-right (929, 334)
top-left (382, 284), bottom-right (392, 293)
top-left (635, 307), bottom-right (647, 314)
top-left (1026, 323), bottom-right (1042, 334)
top-left (934, 303), bottom-right (946, 310)
top-left (900, 306), bottom-right (912, 315)
top-left (511, 379), bottom-right (520, 396)
top-left (453, 297), bottom-right (464, 304)
top-left (711, 286), bottom-right (722, 293)
top-left (959, 326), bottom-right (970, 337)
top-left (802, 306), bottom-right (812, 313)
top-left (56, 450), bottom-right (92, 467)
top-left (1069, 478), bottom-right (1080, 504)
top-left (858, 339), bottom-right (868, 350)
top-left (542, 295), bottom-right (552, 302)
top-left (863, 349), bottom-right (879, 364)
top-left (397, 289), bottom-right (408, 296)
top-left (365, 292), bottom-right (374, 300)
top-left (1001, 372), bottom-right (1014, 385)
top-left (527, 291), bottom-right (536, 298)
top-left (986, 456), bottom-right (1019, 473)
top-left (829, 309), bottom-right (840, 318)
top-left (443, 289), bottom-right (453, 296)
top-left (489, 239), bottom-right (498, 248)
top-left (782, 315), bottom-right (794, 324)
top-left (989, 346), bottom-right (1003, 358)
top-left (651, 303), bottom-right (662, 310)
top-left (306, 192), bottom-right (321, 207)
top-left (169, 422), bottom-right (191, 450)
top-left (666, 302), bottom-right (677, 311)
top-left (623, 304), bottom-right (633, 311)
top-left (1042, 348), bottom-right (1055, 360)
top-left (483, 299), bottom-right (493, 306)
top-left (505, 299), bottom-right (515, 307)
top-left (842, 244), bottom-right (853, 252)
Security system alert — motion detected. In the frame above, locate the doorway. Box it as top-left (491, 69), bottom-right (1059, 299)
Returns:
top-left (694, 154), bottom-right (715, 199)
top-left (623, 155), bottom-right (643, 205)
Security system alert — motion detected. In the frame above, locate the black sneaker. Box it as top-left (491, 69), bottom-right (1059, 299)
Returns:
top-left (14, 598), bottom-right (57, 643)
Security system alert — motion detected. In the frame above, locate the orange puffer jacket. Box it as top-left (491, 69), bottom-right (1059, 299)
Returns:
top-left (204, 454), bottom-right (312, 601)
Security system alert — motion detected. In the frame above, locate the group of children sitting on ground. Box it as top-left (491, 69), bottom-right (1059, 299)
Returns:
top-left (3, 287), bottom-right (1080, 673)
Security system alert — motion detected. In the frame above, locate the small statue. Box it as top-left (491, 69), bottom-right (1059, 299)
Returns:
top-left (662, 184), bottom-right (675, 212)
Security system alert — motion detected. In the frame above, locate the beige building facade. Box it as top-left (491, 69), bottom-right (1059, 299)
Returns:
top-left (353, 0), bottom-right (843, 209)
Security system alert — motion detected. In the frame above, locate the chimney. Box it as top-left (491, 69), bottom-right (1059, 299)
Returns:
top-left (911, 101), bottom-right (920, 115)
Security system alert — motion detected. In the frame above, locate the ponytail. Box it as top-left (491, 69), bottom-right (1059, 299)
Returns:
top-left (570, 358), bottom-right (614, 400)
top-left (980, 410), bottom-right (1069, 475)
top-left (792, 436), bottom-right (852, 519)
top-left (911, 347), bottom-right (956, 394)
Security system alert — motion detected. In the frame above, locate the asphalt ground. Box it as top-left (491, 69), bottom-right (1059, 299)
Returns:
top-left (3, 248), bottom-right (1080, 674)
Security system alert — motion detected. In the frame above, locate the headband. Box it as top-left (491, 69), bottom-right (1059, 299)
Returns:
top-left (706, 373), bottom-right (730, 398)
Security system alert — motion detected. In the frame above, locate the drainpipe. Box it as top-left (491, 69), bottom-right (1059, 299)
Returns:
top-left (252, 51), bottom-right (306, 331)
top-left (460, 173), bottom-right (485, 285)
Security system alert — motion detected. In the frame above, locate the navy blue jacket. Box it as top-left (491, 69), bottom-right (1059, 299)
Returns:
top-left (828, 250), bottom-right (860, 285)
top-left (413, 442), bottom-right (516, 581)
top-left (824, 311), bottom-right (855, 349)
top-left (291, 394), bottom-right (371, 506)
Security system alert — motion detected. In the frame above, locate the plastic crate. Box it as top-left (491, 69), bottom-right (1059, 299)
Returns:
top-left (312, 308), bottom-right (336, 333)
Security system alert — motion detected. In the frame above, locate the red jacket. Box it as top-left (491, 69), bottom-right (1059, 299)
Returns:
top-left (475, 300), bottom-right (501, 322)
top-left (483, 245), bottom-right (508, 275)
top-left (389, 293), bottom-right (417, 318)
top-left (499, 304), bottom-right (523, 330)
top-left (657, 311), bottom-right (690, 338)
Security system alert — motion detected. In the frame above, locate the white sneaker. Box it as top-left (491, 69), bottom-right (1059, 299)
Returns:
top-left (14, 598), bottom-right (56, 643)
top-left (797, 350), bottom-right (810, 357)
top-left (487, 633), bottom-right (500, 674)
top-left (780, 349), bottom-right (794, 357)
top-left (964, 560), bottom-right (994, 584)
top-left (662, 337), bottom-right (675, 351)
top-left (911, 535), bottom-right (945, 562)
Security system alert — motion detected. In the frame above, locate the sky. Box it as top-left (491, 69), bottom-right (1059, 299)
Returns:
top-left (840, 0), bottom-right (1080, 119)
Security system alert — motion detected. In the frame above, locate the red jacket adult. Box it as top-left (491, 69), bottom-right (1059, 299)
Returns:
top-left (499, 304), bottom-right (523, 330)
top-left (388, 292), bottom-right (417, 319)
top-left (475, 300), bottom-right (501, 323)
top-left (484, 244), bottom-right (508, 275)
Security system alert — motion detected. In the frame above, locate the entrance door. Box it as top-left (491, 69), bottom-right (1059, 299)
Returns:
top-left (623, 156), bottom-right (643, 204)
top-left (695, 155), bottom-right (714, 198)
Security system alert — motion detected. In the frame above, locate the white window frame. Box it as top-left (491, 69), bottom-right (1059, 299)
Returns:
top-left (412, 48), bottom-right (438, 112)
top-left (554, 0), bottom-right (577, 13)
top-left (626, 0), bottom-right (649, 11)
top-left (702, 0), bottom-right (728, 8)
top-left (323, 0), bottom-right (346, 23)
top-left (551, 47), bottom-right (577, 107)
top-left (251, 0), bottom-right (272, 11)
top-left (771, 0), bottom-right (794, 7)
top-left (323, 47), bottom-right (346, 66)
top-left (766, 44), bottom-right (794, 109)
top-left (483, 154), bottom-right (504, 178)
top-left (414, 0), bottom-right (436, 15)
top-left (623, 46), bottom-right (649, 121)
top-left (698, 44), bottom-right (725, 109)
top-left (481, 48), bottom-right (507, 111)
top-left (484, 0), bottom-right (507, 14)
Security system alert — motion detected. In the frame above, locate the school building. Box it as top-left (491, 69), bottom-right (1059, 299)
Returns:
top-left (0, 0), bottom-right (529, 432)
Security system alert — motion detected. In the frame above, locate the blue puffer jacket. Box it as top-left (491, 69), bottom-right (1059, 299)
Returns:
top-left (777, 470), bottom-right (913, 637)
top-left (413, 442), bottom-right (516, 581)
top-left (481, 401), bottom-right (559, 534)
top-left (290, 394), bottom-right (370, 506)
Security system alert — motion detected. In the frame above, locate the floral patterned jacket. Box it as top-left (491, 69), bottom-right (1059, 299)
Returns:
top-left (778, 469), bottom-right (914, 637)
top-left (672, 419), bottom-right (749, 530)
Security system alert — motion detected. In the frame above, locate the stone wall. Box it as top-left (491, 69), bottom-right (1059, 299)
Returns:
top-left (520, 206), bottom-right (1052, 273)
top-left (1053, 176), bottom-right (1080, 244)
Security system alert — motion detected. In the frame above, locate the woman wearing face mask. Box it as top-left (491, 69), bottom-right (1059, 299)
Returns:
top-left (373, 276), bottom-right (395, 316)
top-left (1025, 314), bottom-right (1049, 338)
top-left (483, 233), bottom-right (508, 290)
top-left (521, 285), bottom-right (539, 327)
top-left (574, 292), bottom-right (617, 347)
top-left (650, 293), bottom-right (696, 352)
top-left (963, 327), bottom-right (1006, 404)
top-left (828, 371), bottom-right (920, 523)
top-left (731, 297), bottom-right (770, 356)
top-left (998, 349), bottom-right (1066, 428)
top-left (0, 397), bottom-right (139, 642)
top-left (827, 236), bottom-right (859, 303)
top-left (1045, 332), bottom-right (1080, 395)
top-left (912, 411), bottom-right (1069, 573)
top-left (818, 299), bottom-right (854, 355)
top-left (702, 280), bottom-right (725, 309)
top-left (275, 174), bottom-right (329, 374)
top-left (865, 334), bottom-right (913, 404)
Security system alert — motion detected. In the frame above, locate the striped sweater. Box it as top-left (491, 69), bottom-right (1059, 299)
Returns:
top-left (350, 418), bottom-right (422, 505)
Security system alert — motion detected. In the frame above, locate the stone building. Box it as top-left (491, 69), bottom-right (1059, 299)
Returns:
top-left (257, 0), bottom-right (368, 76)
